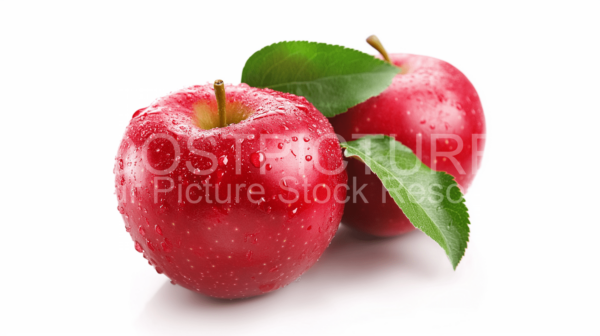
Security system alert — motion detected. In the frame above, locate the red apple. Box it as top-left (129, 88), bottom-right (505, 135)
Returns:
top-left (330, 51), bottom-right (486, 237)
top-left (114, 83), bottom-right (347, 298)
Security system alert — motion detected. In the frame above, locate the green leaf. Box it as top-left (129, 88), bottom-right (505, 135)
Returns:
top-left (340, 136), bottom-right (470, 269)
top-left (241, 41), bottom-right (399, 117)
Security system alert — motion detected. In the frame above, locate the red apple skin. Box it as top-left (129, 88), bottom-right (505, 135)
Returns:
top-left (114, 84), bottom-right (347, 299)
top-left (329, 53), bottom-right (486, 237)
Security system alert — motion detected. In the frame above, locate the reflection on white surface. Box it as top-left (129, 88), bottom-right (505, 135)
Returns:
top-left (135, 227), bottom-right (484, 335)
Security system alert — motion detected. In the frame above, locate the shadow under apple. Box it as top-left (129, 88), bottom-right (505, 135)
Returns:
top-left (135, 226), bottom-right (453, 335)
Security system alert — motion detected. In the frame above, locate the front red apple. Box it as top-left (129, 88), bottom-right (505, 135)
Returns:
top-left (114, 83), bottom-right (347, 299)
top-left (330, 53), bottom-right (486, 237)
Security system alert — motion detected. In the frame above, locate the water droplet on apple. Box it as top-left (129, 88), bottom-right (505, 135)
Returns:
top-left (146, 240), bottom-right (155, 251)
top-left (155, 267), bottom-right (163, 274)
top-left (420, 118), bottom-right (426, 124)
top-left (266, 163), bottom-right (272, 171)
top-left (134, 241), bottom-right (143, 253)
top-left (132, 108), bottom-right (146, 118)
top-left (250, 152), bottom-right (266, 168)
top-left (138, 226), bottom-right (146, 236)
top-left (303, 137), bottom-right (310, 142)
top-left (305, 155), bottom-right (312, 161)
top-left (430, 124), bottom-right (436, 130)
top-left (292, 136), bottom-right (298, 142)
top-left (117, 205), bottom-right (125, 214)
top-left (155, 225), bottom-right (163, 235)
top-left (277, 143), bottom-right (284, 149)
top-left (289, 208), bottom-right (298, 218)
top-left (247, 134), bottom-right (255, 140)
top-left (218, 155), bottom-right (228, 167)
top-left (257, 197), bottom-right (272, 213)
top-left (294, 104), bottom-right (309, 112)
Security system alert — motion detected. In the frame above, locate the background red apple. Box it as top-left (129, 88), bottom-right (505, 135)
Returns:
top-left (330, 53), bottom-right (486, 237)
top-left (114, 83), bottom-right (347, 298)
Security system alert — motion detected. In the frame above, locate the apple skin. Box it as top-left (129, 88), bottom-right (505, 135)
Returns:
top-left (329, 53), bottom-right (485, 237)
top-left (114, 83), bottom-right (347, 299)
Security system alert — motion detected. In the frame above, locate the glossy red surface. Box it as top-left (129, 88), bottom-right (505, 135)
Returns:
top-left (330, 53), bottom-right (486, 237)
top-left (115, 84), bottom-right (347, 298)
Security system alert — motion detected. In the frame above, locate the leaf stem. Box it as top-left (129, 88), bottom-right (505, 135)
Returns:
top-left (214, 79), bottom-right (227, 127)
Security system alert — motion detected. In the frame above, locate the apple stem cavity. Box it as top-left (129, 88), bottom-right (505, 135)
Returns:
top-left (214, 79), bottom-right (227, 127)
top-left (366, 35), bottom-right (392, 64)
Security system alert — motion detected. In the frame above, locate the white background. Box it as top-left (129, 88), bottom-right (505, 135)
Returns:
top-left (1, 1), bottom-right (599, 335)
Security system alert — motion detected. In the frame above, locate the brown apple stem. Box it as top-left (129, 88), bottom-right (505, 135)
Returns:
top-left (366, 35), bottom-right (391, 64)
top-left (214, 80), bottom-right (227, 127)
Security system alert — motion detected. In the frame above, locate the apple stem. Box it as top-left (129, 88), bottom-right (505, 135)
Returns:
top-left (214, 79), bottom-right (227, 127)
top-left (366, 35), bottom-right (391, 64)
